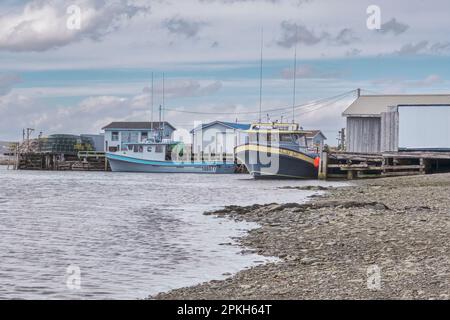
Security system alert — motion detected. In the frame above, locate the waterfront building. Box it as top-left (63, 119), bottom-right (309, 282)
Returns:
top-left (304, 130), bottom-right (327, 152)
top-left (343, 94), bottom-right (450, 153)
top-left (190, 121), bottom-right (251, 160)
top-left (102, 122), bottom-right (176, 153)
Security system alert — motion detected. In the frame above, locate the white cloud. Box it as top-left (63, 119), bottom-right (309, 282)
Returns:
top-left (0, 0), bottom-right (148, 52)
top-left (280, 65), bottom-right (343, 79)
top-left (1, 0), bottom-right (450, 68)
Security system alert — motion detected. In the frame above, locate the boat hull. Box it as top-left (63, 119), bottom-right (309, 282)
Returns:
top-left (236, 144), bottom-right (318, 179)
top-left (107, 153), bottom-right (236, 174)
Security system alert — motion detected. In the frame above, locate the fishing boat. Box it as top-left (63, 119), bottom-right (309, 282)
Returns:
top-left (235, 122), bottom-right (320, 179)
top-left (106, 138), bottom-right (235, 174)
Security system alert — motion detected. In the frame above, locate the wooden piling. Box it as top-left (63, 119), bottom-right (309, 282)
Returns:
top-left (318, 151), bottom-right (328, 180)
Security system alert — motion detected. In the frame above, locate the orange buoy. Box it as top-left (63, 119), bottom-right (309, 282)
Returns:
top-left (314, 157), bottom-right (320, 168)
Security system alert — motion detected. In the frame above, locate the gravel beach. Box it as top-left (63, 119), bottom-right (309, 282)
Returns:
top-left (154, 173), bottom-right (449, 300)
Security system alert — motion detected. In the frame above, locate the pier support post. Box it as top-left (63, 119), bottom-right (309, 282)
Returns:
top-left (420, 158), bottom-right (425, 174)
top-left (318, 151), bottom-right (328, 180)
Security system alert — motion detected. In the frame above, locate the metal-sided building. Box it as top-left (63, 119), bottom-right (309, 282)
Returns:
top-left (304, 130), bottom-right (327, 152)
top-left (343, 94), bottom-right (450, 153)
top-left (190, 121), bottom-right (251, 159)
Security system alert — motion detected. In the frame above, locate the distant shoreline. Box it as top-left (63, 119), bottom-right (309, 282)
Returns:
top-left (154, 174), bottom-right (450, 300)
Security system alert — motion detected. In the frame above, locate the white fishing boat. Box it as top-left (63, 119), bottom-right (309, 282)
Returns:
top-left (106, 138), bottom-right (235, 174)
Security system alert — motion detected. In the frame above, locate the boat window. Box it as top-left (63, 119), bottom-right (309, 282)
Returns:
top-left (147, 146), bottom-right (152, 152)
top-left (141, 131), bottom-right (148, 142)
top-left (155, 145), bottom-right (164, 153)
top-left (133, 145), bottom-right (139, 153)
top-left (280, 134), bottom-right (293, 142)
top-left (297, 136), bottom-right (307, 147)
top-left (128, 145), bottom-right (133, 151)
top-left (138, 145), bottom-right (143, 153)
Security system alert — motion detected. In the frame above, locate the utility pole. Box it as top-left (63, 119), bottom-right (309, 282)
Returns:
top-left (338, 128), bottom-right (346, 151)
top-left (26, 128), bottom-right (34, 152)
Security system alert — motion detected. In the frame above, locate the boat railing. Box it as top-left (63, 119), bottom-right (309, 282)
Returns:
top-left (78, 151), bottom-right (106, 159)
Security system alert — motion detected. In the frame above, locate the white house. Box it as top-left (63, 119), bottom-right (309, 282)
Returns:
top-left (102, 122), bottom-right (176, 153)
top-left (190, 121), bottom-right (251, 157)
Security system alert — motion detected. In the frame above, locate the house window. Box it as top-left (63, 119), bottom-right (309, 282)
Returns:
top-left (111, 132), bottom-right (119, 141)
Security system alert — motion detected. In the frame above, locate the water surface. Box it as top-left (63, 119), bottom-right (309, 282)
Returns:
top-left (0, 166), bottom-right (345, 299)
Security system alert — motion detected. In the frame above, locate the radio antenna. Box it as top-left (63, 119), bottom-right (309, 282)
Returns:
top-left (259, 28), bottom-right (264, 123)
top-left (292, 27), bottom-right (298, 124)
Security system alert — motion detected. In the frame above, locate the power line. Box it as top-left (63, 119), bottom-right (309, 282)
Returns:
top-left (164, 89), bottom-right (356, 116)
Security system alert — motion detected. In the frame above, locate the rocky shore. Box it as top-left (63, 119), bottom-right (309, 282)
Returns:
top-left (154, 174), bottom-right (450, 300)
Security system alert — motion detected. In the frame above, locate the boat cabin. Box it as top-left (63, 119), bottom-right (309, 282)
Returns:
top-left (114, 140), bottom-right (185, 162)
top-left (246, 123), bottom-right (309, 151)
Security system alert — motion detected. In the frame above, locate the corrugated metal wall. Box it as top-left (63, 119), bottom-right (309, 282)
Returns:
top-left (346, 117), bottom-right (381, 153)
top-left (380, 111), bottom-right (399, 152)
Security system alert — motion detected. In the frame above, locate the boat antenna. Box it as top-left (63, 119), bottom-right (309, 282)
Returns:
top-left (259, 28), bottom-right (264, 123)
top-left (162, 72), bottom-right (165, 139)
top-left (292, 27), bottom-right (298, 124)
top-left (159, 104), bottom-right (162, 141)
top-left (151, 72), bottom-right (154, 133)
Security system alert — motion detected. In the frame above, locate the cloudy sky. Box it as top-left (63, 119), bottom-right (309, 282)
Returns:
top-left (1, 0), bottom-right (450, 143)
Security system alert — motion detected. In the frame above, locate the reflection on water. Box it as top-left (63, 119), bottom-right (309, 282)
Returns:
top-left (0, 166), bottom-right (345, 299)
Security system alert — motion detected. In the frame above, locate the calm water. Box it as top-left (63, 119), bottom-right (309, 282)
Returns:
top-left (0, 166), bottom-right (345, 299)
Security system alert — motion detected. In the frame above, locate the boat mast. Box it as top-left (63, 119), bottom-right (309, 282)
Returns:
top-left (151, 72), bottom-right (154, 134)
top-left (292, 27), bottom-right (298, 124)
top-left (259, 28), bottom-right (263, 124)
top-left (162, 72), bottom-right (165, 139)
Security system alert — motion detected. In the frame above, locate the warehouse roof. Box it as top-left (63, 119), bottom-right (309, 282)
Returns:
top-left (102, 122), bottom-right (176, 131)
top-left (343, 94), bottom-right (450, 117)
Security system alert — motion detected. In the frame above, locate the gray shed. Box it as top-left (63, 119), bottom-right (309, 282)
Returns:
top-left (343, 94), bottom-right (450, 153)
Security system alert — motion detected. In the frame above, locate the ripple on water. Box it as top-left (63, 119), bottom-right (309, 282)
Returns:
top-left (0, 166), bottom-right (346, 299)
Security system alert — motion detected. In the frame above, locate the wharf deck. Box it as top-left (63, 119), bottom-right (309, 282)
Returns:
top-left (319, 151), bottom-right (450, 180)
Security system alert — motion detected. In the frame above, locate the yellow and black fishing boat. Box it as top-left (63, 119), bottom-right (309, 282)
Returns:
top-left (235, 122), bottom-right (320, 179)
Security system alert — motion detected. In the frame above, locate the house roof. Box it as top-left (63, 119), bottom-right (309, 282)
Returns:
top-left (190, 121), bottom-right (251, 133)
top-left (102, 122), bottom-right (176, 131)
top-left (343, 94), bottom-right (450, 117)
top-left (304, 130), bottom-right (327, 140)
